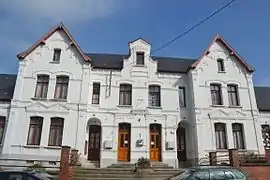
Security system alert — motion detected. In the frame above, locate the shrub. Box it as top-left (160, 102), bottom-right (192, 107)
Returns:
top-left (137, 157), bottom-right (151, 169)
top-left (27, 163), bottom-right (45, 171)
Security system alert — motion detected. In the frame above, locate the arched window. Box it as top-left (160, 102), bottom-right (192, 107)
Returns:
top-left (232, 123), bottom-right (245, 149)
top-left (35, 75), bottom-right (49, 98)
top-left (54, 76), bottom-right (69, 99)
top-left (119, 84), bottom-right (132, 105)
top-left (210, 83), bottom-right (222, 105)
top-left (27, 116), bottom-right (43, 145)
top-left (149, 85), bottom-right (161, 107)
top-left (227, 84), bottom-right (240, 106)
top-left (214, 123), bottom-right (227, 149)
top-left (48, 117), bottom-right (64, 146)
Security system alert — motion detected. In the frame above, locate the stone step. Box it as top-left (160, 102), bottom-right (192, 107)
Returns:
top-left (74, 171), bottom-right (180, 176)
top-left (72, 177), bottom-right (166, 180)
top-left (73, 173), bottom-right (176, 178)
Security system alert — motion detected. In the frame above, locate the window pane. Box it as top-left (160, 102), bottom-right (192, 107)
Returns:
top-left (232, 123), bottom-right (244, 149)
top-left (55, 76), bottom-right (69, 99)
top-left (27, 117), bottom-right (43, 145)
top-left (179, 87), bottom-right (186, 108)
top-left (35, 75), bottom-right (49, 98)
top-left (53, 49), bottom-right (61, 62)
top-left (228, 85), bottom-right (239, 106)
top-left (92, 82), bottom-right (101, 104)
top-left (210, 84), bottom-right (222, 105)
top-left (0, 117), bottom-right (5, 144)
top-left (119, 84), bottom-right (132, 105)
top-left (191, 171), bottom-right (210, 180)
top-left (210, 170), bottom-right (225, 180)
top-left (261, 125), bottom-right (270, 149)
top-left (136, 52), bottom-right (144, 65)
top-left (149, 85), bottom-right (160, 107)
top-left (217, 59), bottom-right (225, 72)
top-left (215, 123), bottom-right (227, 149)
top-left (48, 118), bottom-right (64, 146)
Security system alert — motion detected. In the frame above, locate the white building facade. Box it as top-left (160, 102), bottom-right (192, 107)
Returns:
top-left (0, 24), bottom-right (269, 169)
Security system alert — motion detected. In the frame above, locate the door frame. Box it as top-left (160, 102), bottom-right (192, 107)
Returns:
top-left (117, 123), bottom-right (131, 162)
top-left (88, 124), bottom-right (102, 161)
top-left (176, 126), bottom-right (187, 161)
top-left (149, 123), bottom-right (162, 162)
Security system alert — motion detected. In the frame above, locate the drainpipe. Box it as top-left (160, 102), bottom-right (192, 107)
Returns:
top-left (245, 73), bottom-right (260, 153)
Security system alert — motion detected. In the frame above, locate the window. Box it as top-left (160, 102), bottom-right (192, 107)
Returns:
top-left (210, 169), bottom-right (225, 180)
top-left (136, 52), bottom-right (145, 65)
top-left (179, 87), bottom-right (186, 108)
top-left (232, 123), bottom-right (245, 149)
top-left (149, 85), bottom-right (161, 107)
top-left (0, 116), bottom-right (5, 144)
top-left (119, 84), bottom-right (132, 105)
top-left (227, 85), bottom-right (239, 106)
top-left (210, 84), bottom-right (222, 105)
top-left (54, 76), bottom-right (69, 99)
top-left (53, 49), bottom-right (61, 62)
top-left (215, 123), bottom-right (227, 149)
top-left (217, 58), bottom-right (225, 72)
top-left (190, 170), bottom-right (210, 180)
top-left (92, 83), bottom-right (100, 104)
top-left (261, 125), bottom-right (270, 149)
top-left (35, 75), bottom-right (49, 98)
top-left (27, 117), bottom-right (43, 145)
top-left (48, 118), bottom-right (64, 146)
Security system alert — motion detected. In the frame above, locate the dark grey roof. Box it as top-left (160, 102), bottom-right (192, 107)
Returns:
top-left (254, 86), bottom-right (270, 111)
top-left (86, 53), bottom-right (196, 73)
top-left (0, 74), bottom-right (17, 101)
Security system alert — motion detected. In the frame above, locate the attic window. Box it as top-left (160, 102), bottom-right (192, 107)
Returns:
top-left (217, 58), bottom-right (225, 72)
top-left (53, 49), bottom-right (61, 62)
top-left (136, 52), bottom-right (145, 65)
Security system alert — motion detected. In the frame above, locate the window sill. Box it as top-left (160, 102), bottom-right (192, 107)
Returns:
top-left (216, 149), bottom-right (228, 152)
top-left (133, 64), bottom-right (146, 67)
top-left (24, 145), bottom-right (41, 149)
top-left (228, 105), bottom-right (242, 108)
top-left (218, 71), bottom-right (226, 73)
top-left (211, 105), bottom-right (225, 107)
top-left (50, 61), bottom-right (60, 64)
top-left (118, 105), bottom-right (132, 108)
top-left (31, 97), bottom-right (47, 101)
top-left (91, 103), bottom-right (100, 106)
top-left (50, 99), bottom-right (67, 102)
top-left (147, 106), bottom-right (162, 109)
top-left (45, 146), bottom-right (62, 150)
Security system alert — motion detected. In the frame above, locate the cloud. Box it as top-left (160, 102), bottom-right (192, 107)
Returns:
top-left (0, 0), bottom-right (125, 24)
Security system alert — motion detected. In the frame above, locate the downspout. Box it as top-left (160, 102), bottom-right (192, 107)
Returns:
top-left (75, 65), bottom-right (89, 149)
top-left (245, 73), bottom-right (260, 152)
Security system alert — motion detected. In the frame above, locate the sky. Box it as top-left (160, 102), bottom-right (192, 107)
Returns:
top-left (0, 0), bottom-right (269, 86)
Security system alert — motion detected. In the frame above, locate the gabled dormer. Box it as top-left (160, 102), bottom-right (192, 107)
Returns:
top-left (128, 38), bottom-right (151, 67)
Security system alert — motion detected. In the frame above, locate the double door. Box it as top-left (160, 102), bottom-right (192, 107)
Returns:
top-left (118, 123), bottom-right (131, 161)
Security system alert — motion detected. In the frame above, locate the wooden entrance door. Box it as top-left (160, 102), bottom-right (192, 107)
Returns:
top-left (177, 127), bottom-right (187, 161)
top-left (118, 123), bottom-right (131, 161)
top-left (88, 125), bottom-right (101, 161)
top-left (149, 124), bottom-right (161, 161)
